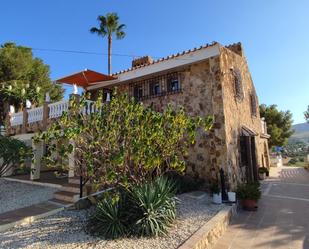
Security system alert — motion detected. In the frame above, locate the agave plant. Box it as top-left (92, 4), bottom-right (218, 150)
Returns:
top-left (128, 177), bottom-right (178, 237)
top-left (87, 194), bottom-right (128, 239)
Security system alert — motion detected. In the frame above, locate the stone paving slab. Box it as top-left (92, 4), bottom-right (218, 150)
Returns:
top-left (213, 166), bottom-right (309, 249)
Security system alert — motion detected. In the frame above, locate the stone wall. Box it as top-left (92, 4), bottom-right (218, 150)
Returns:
top-left (219, 45), bottom-right (270, 187)
top-left (100, 58), bottom-right (227, 181)
top-left (89, 45), bottom-right (270, 186)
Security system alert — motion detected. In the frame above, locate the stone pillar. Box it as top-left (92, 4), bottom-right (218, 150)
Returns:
top-left (42, 101), bottom-right (51, 130)
top-left (68, 140), bottom-right (75, 178)
top-left (31, 141), bottom-right (44, 180)
top-left (22, 108), bottom-right (28, 134)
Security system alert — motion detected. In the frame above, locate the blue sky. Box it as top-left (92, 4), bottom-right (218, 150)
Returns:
top-left (1, 0), bottom-right (309, 124)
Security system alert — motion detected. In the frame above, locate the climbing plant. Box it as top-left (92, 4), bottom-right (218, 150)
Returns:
top-left (35, 91), bottom-right (213, 190)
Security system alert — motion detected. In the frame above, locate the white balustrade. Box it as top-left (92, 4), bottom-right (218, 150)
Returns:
top-left (82, 100), bottom-right (96, 115)
top-left (27, 106), bottom-right (43, 124)
top-left (48, 100), bottom-right (69, 119)
top-left (10, 112), bottom-right (23, 126)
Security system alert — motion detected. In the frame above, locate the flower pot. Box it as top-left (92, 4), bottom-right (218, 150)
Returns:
top-left (241, 199), bottom-right (258, 211)
top-left (212, 192), bottom-right (222, 204)
top-left (228, 191), bottom-right (236, 202)
top-left (259, 172), bottom-right (266, 180)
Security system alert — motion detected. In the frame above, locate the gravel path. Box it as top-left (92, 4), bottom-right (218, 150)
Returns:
top-left (0, 179), bottom-right (58, 214)
top-left (0, 193), bottom-right (224, 249)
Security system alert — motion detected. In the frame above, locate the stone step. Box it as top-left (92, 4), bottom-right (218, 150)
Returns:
top-left (48, 198), bottom-right (73, 207)
top-left (53, 191), bottom-right (79, 203)
top-left (61, 183), bottom-right (80, 194)
top-left (68, 177), bottom-right (80, 185)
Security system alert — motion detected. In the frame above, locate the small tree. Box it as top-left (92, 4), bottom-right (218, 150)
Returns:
top-left (35, 92), bottom-right (213, 191)
top-left (260, 104), bottom-right (294, 148)
top-left (0, 42), bottom-right (64, 126)
top-left (0, 135), bottom-right (32, 177)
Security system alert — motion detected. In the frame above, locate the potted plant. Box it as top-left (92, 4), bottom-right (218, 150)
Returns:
top-left (227, 189), bottom-right (236, 203)
top-left (258, 167), bottom-right (268, 180)
top-left (236, 182), bottom-right (261, 211)
top-left (210, 182), bottom-right (222, 204)
top-left (226, 183), bottom-right (236, 202)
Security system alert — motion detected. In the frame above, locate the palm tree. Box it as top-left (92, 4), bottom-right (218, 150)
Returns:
top-left (90, 13), bottom-right (126, 75)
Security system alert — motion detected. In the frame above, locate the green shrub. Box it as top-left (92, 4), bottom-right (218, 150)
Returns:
top-left (87, 177), bottom-right (177, 238)
top-left (236, 182), bottom-right (261, 201)
top-left (87, 193), bottom-right (128, 239)
top-left (128, 177), bottom-right (177, 237)
top-left (258, 167), bottom-right (269, 174)
top-left (210, 181), bottom-right (220, 194)
top-left (288, 158), bottom-right (298, 165)
top-left (299, 157), bottom-right (305, 162)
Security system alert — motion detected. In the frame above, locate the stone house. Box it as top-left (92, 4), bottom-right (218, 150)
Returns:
top-left (7, 41), bottom-right (270, 190)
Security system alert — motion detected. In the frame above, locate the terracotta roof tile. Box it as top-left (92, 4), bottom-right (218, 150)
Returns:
top-left (112, 41), bottom-right (218, 76)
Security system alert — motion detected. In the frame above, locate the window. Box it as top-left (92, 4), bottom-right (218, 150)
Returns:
top-left (149, 80), bottom-right (161, 96)
top-left (130, 72), bottom-right (181, 101)
top-left (167, 75), bottom-right (180, 92)
top-left (231, 68), bottom-right (244, 100)
top-left (133, 85), bottom-right (143, 100)
top-left (250, 93), bottom-right (257, 117)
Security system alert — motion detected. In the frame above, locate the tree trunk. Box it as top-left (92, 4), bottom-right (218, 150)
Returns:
top-left (108, 35), bottom-right (112, 75)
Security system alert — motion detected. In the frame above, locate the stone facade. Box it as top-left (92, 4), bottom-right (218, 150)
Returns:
top-left (219, 44), bottom-right (270, 185)
top-left (89, 43), bottom-right (270, 187)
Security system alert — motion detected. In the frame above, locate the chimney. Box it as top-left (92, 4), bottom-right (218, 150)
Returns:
top-left (132, 56), bottom-right (153, 68)
top-left (226, 42), bottom-right (244, 57)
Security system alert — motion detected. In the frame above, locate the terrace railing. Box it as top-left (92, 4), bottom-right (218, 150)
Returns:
top-left (28, 106), bottom-right (44, 124)
top-left (49, 100), bottom-right (69, 119)
top-left (10, 112), bottom-right (23, 126)
top-left (8, 97), bottom-right (99, 135)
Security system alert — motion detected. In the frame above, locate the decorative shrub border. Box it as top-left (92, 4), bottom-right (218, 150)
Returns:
top-left (178, 204), bottom-right (237, 249)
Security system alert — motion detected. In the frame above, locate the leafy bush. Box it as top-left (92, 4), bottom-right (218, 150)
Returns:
top-left (258, 167), bottom-right (269, 174)
top-left (210, 181), bottom-right (221, 194)
top-left (128, 177), bottom-right (177, 237)
top-left (288, 158), bottom-right (298, 165)
top-left (36, 92), bottom-right (213, 191)
top-left (87, 177), bottom-right (177, 239)
top-left (236, 182), bottom-right (261, 201)
top-left (299, 157), bottom-right (305, 162)
top-left (0, 135), bottom-right (32, 177)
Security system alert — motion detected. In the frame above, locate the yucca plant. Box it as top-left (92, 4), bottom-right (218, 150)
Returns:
top-left (128, 177), bottom-right (177, 237)
top-left (87, 193), bottom-right (128, 239)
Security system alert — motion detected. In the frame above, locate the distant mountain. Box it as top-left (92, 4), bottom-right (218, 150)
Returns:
top-left (289, 122), bottom-right (309, 144)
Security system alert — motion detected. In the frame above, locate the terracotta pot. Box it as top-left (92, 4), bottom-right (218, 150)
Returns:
top-left (241, 199), bottom-right (258, 211)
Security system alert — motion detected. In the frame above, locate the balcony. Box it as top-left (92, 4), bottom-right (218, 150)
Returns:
top-left (7, 96), bottom-right (99, 135)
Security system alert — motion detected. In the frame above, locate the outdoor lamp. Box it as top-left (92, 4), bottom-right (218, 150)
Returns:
top-left (45, 92), bottom-right (50, 102)
top-left (9, 105), bottom-right (15, 114)
top-left (106, 92), bottom-right (111, 102)
top-left (26, 100), bottom-right (32, 109)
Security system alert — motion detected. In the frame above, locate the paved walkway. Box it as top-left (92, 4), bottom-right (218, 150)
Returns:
top-left (213, 166), bottom-right (309, 249)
